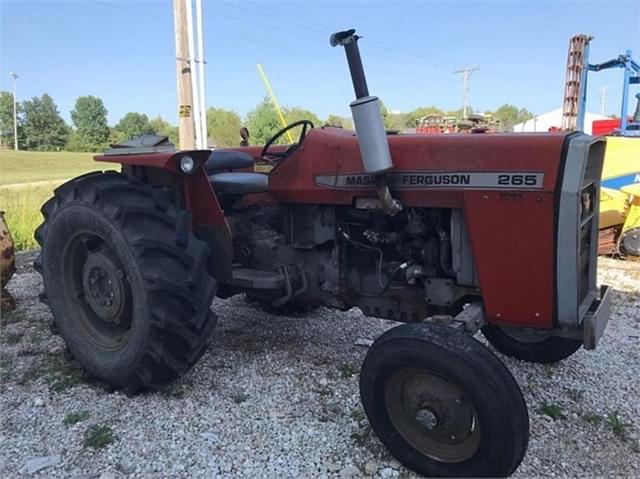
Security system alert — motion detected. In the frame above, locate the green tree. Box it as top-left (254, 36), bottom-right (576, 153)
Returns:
top-left (405, 106), bottom-right (445, 128)
top-left (0, 91), bottom-right (21, 148)
top-left (22, 94), bottom-right (68, 150)
top-left (378, 100), bottom-right (393, 130)
top-left (245, 98), bottom-right (282, 145)
top-left (445, 107), bottom-right (469, 117)
top-left (149, 116), bottom-right (179, 146)
top-left (324, 114), bottom-right (352, 129)
top-left (491, 104), bottom-right (534, 130)
top-left (283, 106), bottom-right (321, 127)
top-left (68, 95), bottom-right (109, 152)
top-left (246, 99), bottom-right (321, 145)
top-left (65, 131), bottom-right (86, 152)
top-left (206, 107), bottom-right (242, 147)
top-left (113, 112), bottom-right (153, 142)
top-left (388, 112), bottom-right (410, 131)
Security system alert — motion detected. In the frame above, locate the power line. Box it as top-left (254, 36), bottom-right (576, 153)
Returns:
top-left (220, 0), bottom-right (461, 71)
top-left (454, 66), bottom-right (479, 118)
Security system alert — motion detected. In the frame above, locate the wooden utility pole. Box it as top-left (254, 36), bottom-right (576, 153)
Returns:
top-left (173, 0), bottom-right (195, 149)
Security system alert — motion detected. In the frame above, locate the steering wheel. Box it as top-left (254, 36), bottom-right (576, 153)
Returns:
top-left (261, 120), bottom-right (314, 161)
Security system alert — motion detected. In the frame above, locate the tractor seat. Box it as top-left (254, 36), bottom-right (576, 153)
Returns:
top-left (204, 149), bottom-right (254, 175)
top-left (205, 149), bottom-right (268, 196)
top-left (209, 172), bottom-right (269, 196)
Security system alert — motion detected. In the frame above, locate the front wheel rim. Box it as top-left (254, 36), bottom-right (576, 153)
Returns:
top-left (384, 367), bottom-right (481, 463)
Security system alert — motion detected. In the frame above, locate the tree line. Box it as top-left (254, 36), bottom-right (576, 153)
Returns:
top-left (0, 91), bottom-right (533, 152)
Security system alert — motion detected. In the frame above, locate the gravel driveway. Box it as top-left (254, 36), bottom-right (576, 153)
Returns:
top-left (1, 251), bottom-right (639, 478)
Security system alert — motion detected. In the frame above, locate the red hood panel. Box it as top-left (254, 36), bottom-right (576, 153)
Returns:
top-left (269, 128), bottom-right (569, 204)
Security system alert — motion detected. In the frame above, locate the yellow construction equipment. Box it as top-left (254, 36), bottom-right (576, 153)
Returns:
top-left (599, 137), bottom-right (640, 256)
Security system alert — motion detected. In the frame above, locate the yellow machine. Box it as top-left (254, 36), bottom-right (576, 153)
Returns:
top-left (599, 137), bottom-right (640, 256)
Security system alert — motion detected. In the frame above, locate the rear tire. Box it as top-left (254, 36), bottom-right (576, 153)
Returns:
top-left (482, 325), bottom-right (582, 363)
top-left (360, 323), bottom-right (528, 478)
top-left (35, 172), bottom-right (217, 394)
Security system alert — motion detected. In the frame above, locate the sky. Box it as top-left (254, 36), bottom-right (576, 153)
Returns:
top-left (1, 0), bottom-right (639, 126)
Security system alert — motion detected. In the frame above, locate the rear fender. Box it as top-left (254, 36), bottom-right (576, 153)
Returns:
top-left (95, 150), bottom-right (233, 280)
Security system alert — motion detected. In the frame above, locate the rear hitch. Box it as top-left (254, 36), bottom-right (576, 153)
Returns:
top-left (331, 29), bottom-right (402, 216)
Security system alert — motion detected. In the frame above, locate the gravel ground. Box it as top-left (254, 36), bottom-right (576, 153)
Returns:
top-left (1, 251), bottom-right (639, 478)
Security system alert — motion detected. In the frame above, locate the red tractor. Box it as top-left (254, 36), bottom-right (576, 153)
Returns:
top-left (35, 30), bottom-right (611, 477)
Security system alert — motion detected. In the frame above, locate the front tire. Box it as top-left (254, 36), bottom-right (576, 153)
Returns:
top-left (360, 323), bottom-right (529, 478)
top-left (482, 325), bottom-right (582, 363)
top-left (35, 172), bottom-right (217, 394)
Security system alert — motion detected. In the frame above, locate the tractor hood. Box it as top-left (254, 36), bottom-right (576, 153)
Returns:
top-left (269, 128), bottom-right (575, 201)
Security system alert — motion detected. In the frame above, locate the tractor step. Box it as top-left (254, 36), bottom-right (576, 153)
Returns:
top-left (228, 268), bottom-right (285, 290)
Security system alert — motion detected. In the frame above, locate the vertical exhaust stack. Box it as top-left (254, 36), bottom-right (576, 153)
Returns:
top-left (331, 29), bottom-right (402, 215)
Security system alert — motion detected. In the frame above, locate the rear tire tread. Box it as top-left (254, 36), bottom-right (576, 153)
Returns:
top-left (34, 172), bottom-right (217, 393)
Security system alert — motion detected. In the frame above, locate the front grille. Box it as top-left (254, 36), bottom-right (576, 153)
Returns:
top-left (578, 182), bottom-right (597, 303)
top-left (556, 134), bottom-right (605, 328)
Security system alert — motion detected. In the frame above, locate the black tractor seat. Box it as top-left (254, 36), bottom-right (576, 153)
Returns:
top-left (205, 149), bottom-right (268, 196)
top-left (209, 172), bottom-right (268, 195)
top-left (205, 149), bottom-right (255, 174)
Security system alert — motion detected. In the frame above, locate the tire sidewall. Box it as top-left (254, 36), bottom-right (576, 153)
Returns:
top-left (482, 325), bottom-right (582, 363)
top-left (360, 332), bottom-right (526, 477)
top-left (43, 203), bottom-right (150, 382)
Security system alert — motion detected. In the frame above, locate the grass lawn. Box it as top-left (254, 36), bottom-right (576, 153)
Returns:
top-left (0, 150), bottom-right (117, 250)
top-left (0, 183), bottom-right (61, 250)
top-left (0, 150), bottom-right (104, 185)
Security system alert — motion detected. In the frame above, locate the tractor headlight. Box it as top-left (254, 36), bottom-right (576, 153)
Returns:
top-left (179, 155), bottom-right (196, 174)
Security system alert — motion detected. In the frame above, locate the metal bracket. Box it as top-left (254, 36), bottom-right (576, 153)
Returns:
top-left (583, 285), bottom-right (612, 349)
top-left (271, 264), bottom-right (308, 307)
top-left (424, 302), bottom-right (485, 335)
top-left (425, 277), bottom-right (477, 307)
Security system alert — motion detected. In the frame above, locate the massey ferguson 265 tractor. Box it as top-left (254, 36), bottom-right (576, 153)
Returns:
top-left (35, 30), bottom-right (611, 477)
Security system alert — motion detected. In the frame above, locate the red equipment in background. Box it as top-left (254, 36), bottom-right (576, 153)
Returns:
top-left (416, 113), bottom-right (501, 134)
top-left (592, 118), bottom-right (623, 136)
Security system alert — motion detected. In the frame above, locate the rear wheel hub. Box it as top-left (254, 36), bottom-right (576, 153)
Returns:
top-left (82, 250), bottom-right (126, 323)
top-left (62, 235), bottom-right (133, 349)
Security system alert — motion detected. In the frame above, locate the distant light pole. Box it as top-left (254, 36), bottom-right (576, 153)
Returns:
top-left (598, 85), bottom-right (609, 116)
top-left (9, 72), bottom-right (18, 150)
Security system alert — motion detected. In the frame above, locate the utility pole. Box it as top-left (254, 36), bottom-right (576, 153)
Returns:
top-left (9, 72), bottom-right (18, 150)
top-left (173, 0), bottom-right (195, 149)
top-left (598, 85), bottom-right (609, 116)
top-left (454, 66), bottom-right (479, 119)
top-left (195, 0), bottom-right (207, 148)
top-left (184, 0), bottom-right (202, 149)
